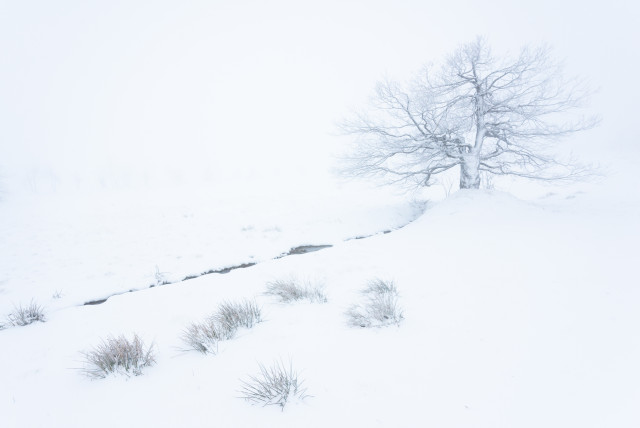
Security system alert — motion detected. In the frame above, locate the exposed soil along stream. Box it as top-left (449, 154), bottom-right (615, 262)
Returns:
top-left (277, 244), bottom-right (333, 257)
top-left (84, 298), bottom-right (108, 306)
top-left (82, 226), bottom-right (404, 306)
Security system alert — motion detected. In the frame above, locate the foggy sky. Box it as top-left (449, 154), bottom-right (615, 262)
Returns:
top-left (1, 0), bottom-right (637, 193)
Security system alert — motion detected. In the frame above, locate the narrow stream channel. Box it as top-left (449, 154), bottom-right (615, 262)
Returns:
top-left (83, 243), bottom-right (337, 306)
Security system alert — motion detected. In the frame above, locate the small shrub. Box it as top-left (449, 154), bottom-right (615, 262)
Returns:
top-left (181, 319), bottom-right (225, 354)
top-left (363, 278), bottom-right (398, 296)
top-left (239, 360), bottom-right (308, 409)
top-left (215, 299), bottom-right (262, 331)
top-left (81, 334), bottom-right (156, 378)
top-left (181, 299), bottom-right (262, 354)
top-left (346, 279), bottom-right (404, 328)
top-left (265, 279), bottom-right (304, 302)
top-left (4, 301), bottom-right (46, 327)
top-left (265, 277), bottom-right (327, 303)
top-left (52, 290), bottom-right (63, 299)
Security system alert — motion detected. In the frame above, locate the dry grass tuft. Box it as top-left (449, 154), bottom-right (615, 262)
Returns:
top-left (181, 298), bottom-right (262, 354)
top-left (346, 278), bottom-right (404, 328)
top-left (2, 301), bottom-right (46, 328)
top-left (265, 277), bottom-right (327, 303)
top-left (81, 334), bottom-right (156, 378)
top-left (239, 360), bottom-right (308, 409)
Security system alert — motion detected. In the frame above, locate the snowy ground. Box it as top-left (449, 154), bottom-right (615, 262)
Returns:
top-left (1, 185), bottom-right (638, 428)
top-left (2, 0), bottom-right (639, 425)
top-left (0, 183), bottom-right (423, 314)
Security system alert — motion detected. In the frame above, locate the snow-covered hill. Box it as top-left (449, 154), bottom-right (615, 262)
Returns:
top-left (0, 184), bottom-right (422, 314)
top-left (1, 190), bottom-right (637, 428)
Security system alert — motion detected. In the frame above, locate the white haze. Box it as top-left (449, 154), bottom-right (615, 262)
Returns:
top-left (0, 0), bottom-right (638, 196)
top-left (2, 3), bottom-right (640, 426)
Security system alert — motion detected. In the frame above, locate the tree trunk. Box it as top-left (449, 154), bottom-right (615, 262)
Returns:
top-left (459, 155), bottom-right (481, 189)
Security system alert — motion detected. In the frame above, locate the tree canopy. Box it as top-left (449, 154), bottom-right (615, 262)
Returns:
top-left (342, 38), bottom-right (597, 189)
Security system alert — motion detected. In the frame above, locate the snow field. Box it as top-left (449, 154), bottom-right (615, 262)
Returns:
top-left (0, 184), bottom-right (422, 315)
top-left (1, 191), bottom-right (638, 427)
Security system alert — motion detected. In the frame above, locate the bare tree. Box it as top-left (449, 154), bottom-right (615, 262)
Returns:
top-left (342, 38), bottom-right (598, 190)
